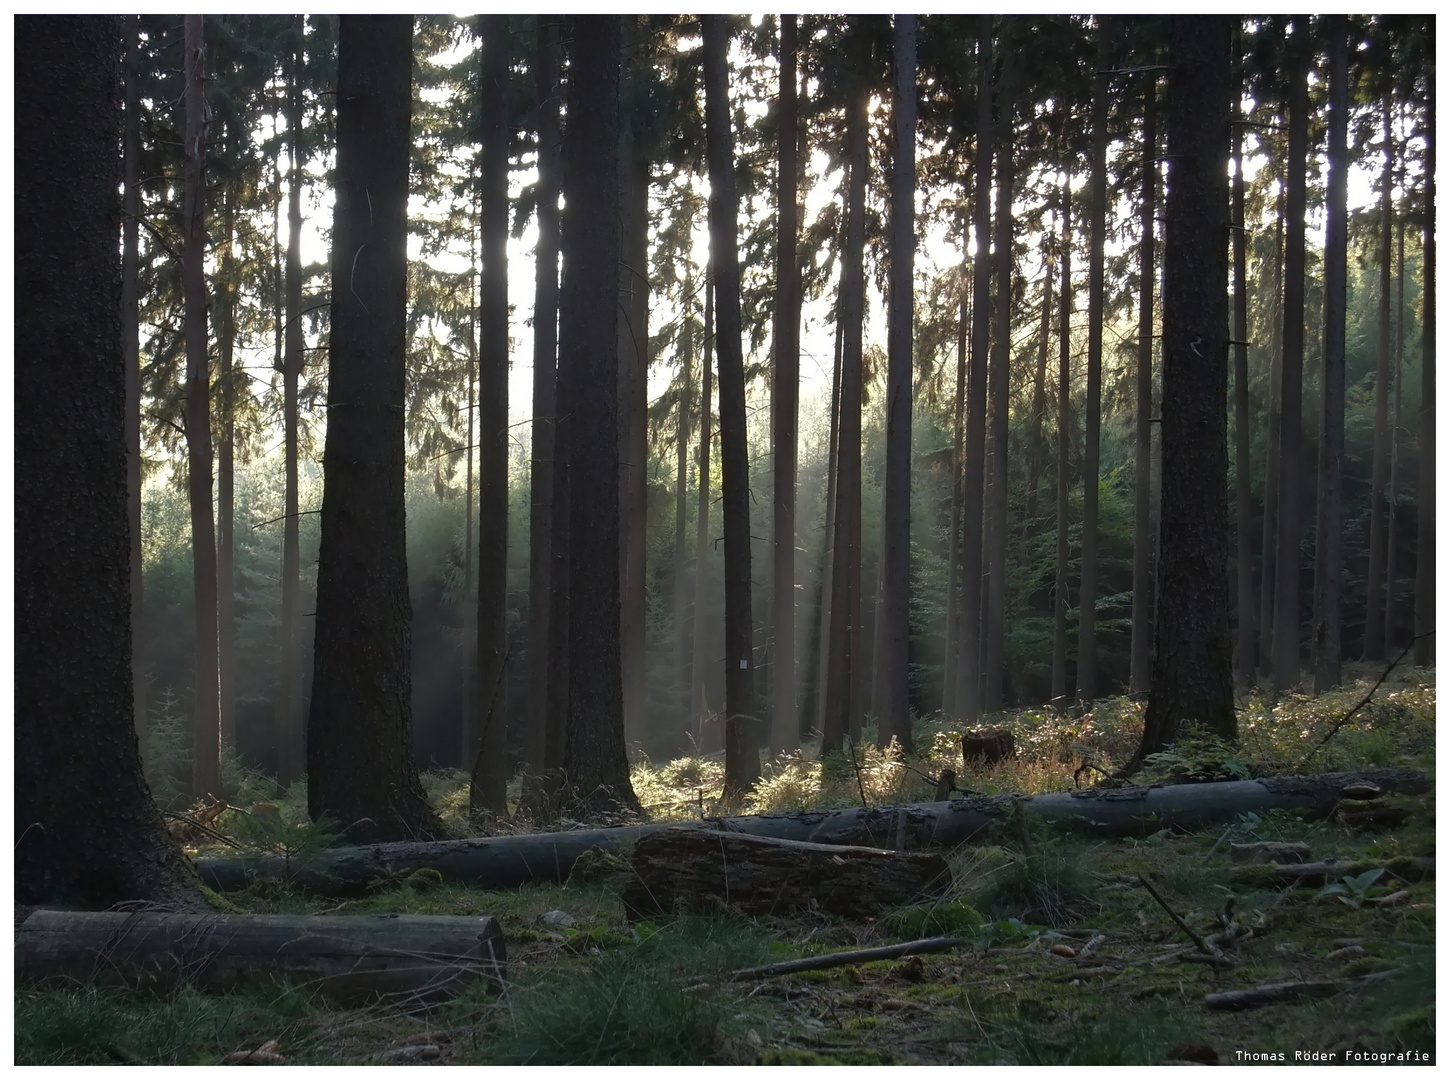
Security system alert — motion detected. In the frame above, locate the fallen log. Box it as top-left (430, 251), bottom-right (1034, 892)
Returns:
top-left (15, 910), bottom-right (505, 1004)
top-left (724, 935), bottom-right (968, 982)
top-left (1204, 979), bottom-right (1342, 1010)
top-left (1230, 856), bottom-right (1434, 889)
top-left (195, 768), bottom-right (1428, 895)
top-left (621, 828), bottom-right (949, 919)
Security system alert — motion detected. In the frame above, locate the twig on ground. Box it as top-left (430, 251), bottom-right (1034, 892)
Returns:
top-left (1302, 633), bottom-right (1430, 767)
top-left (1136, 875), bottom-right (1228, 965)
top-left (720, 936), bottom-right (968, 983)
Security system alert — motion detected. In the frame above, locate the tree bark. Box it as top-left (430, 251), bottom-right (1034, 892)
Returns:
top-left (691, 259), bottom-right (715, 741)
top-left (123, 15), bottom-right (145, 748)
top-left (877, 14), bottom-right (916, 750)
top-left (1232, 53), bottom-right (1255, 691)
top-left (1136, 14), bottom-right (1234, 761)
top-left (770, 13), bottom-right (801, 753)
top-left (15, 12), bottom-right (198, 908)
top-left (1027, 217), bottom-right (1055, 524)
top-left (1364, 92), bottom-right (1395, 661)
top-left (942, 237), bottom-right (969, 716)
top-left (461, 185), bottom-right (477, 769)
top-left (1413, 75), bottom-right (1434, 668)
top-left (1131, 75), bottom-right (1158, 697)
top-left (182, 13), bottom-right (221, 799)
top-left (559, 15), bottom-right (639, 816)
top-left (1311, 17), bottom-right (1347, 694)
top-left (472, 13), bottom-right (510, 816)
top-left (1051, 178), bottom-right (1074, 705)
top-left (218, 184), bottom-right (237, 755)
top-left (673, 269), bottom-right (696, 724)
top-left (1256, 169), bottom-right (1286, 679)
top-left (1386, 203), bottom-right (1405, 651)
top-left (308, 15), bottom-right (442, 842)
top-left (983, 51), bottom-right (1012, 715)
top-left (810, 293), bottom-right (845, 739)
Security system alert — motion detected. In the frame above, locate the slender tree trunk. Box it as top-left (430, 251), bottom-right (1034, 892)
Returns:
top-left (1077, 26), bottom-right (1109, 707)
top-left (822, 24), bottom-right (870, 752)
top-left (954, 16), bottom-right (992, 721)
top-left (1386, 193), bottom-right (1405, 651)
top-left (691, 260), bottom-right (715, 741)
top-left (308, 15), bottom-right (442, 841)
top-left (703, 14), bottom-right (762, 796)
top-left (1364, 93), bottom-right (1394, 661)
top-left (673, 273), bottom-right (696, 717)
top-left (1131, 76), bottom-right (1158, 697)
top-left (811, 298), bottom-right (845, 738)
top-left (1311, 17), bottom-right (1348, 695)
top-left (1027, 217), bottom-right (1054, 524)
top-left (942, 239), bottom-right (969, 717)
top-left (218, 187), bottom-right (237, 755)
top-left (983, 56), bottom-right (1012, 715)
top-left (1271, 41), bottom-right (1310, 697)
top-left (560, 15), bottom-right (639, 816)
top-left (461, 181), bottom-right (477, 769)
top-left (526, 15), bottom-right (562, 791)
top-left (124, 16), bottom-right (145, 747)
top-left (1412, 77), bottom-right (1434, 668)
top-left (1136, 15), bottom-right (1234, 762)
top-left (472, 13), bottom-right (510, 817)
top-left (1051, 178), bottom-right (1074, 706)
top-left (182, 14), bottom-right (220, 799)
top-left (771, 13), bottom-right (801, 753)
top-left (876, 14), bottom-right (915, 751)
top-left (1257, 169), bottom-right (1285, 679)
top-left (1232, 57), bottom-right (1255, 692)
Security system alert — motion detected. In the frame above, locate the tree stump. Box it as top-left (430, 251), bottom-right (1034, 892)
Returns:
top-left (15, 910), bottom-right (505, 1004)
top-left (621, 827), bottom-right (950, 919)
top-left (962, 726), bottom-right (1015, 765)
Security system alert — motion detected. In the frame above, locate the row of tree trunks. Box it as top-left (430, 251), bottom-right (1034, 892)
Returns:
top-left (196, 769), bottom-right (1429, 895)
top-left (16, 910), bottom-right (504, 1004)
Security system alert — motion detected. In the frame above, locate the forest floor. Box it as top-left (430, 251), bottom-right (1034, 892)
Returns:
top-left (15, 666), bottom-right (1436, 1065)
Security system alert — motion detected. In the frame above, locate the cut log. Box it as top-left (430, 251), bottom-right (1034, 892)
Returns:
top-left (962, 726), bottom-right (1015, 764)
top-left (194, 768), bottom-right (1428, 896)
top-left (1230, 856), bottom-right (1434, 889)
top-left (1204, 980), bottom-right (1342, 1010)
top-left (621, 828), bottom-right (949, 919)
top-left (15, 910), bottom-right (504, 1004)
top-left (725, 935), bottom-right (967, 981)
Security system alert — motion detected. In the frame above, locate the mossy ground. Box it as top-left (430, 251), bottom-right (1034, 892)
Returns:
top-left (16, 667), bottom-right (1435, 1065)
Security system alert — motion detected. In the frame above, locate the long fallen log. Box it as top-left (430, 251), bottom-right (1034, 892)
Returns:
top-left (15, 910), bottom-right (505, 1004)
top-left (726, 936), bottom-right (969, 982)
top-left (195, 768), bottom-right (1427, 896)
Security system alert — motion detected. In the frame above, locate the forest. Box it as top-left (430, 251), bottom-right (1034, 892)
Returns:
top-left (14, 14), bottom-right (1436, 1066)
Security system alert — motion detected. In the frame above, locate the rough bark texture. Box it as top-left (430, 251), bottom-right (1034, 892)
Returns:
top-left (308, 15), bottom-right (442, 842)
top-left (472, 13), bottom-right (510, 816)
top-left (1051, 180), bottom-right (1074, 704)
top-left (559, 16), bottom-right (639, 816)
top-left (703, 14), bottom-right (762, 796)
top-left (1137, 15), bottom-right (1235, 761)
top-left (1131, 77), bottom-right (1157, 697)
top-left (124, 15), bottom-right (145, 746)
top-left (983, 58), bottom-right (1012, 716)
top-left (1412, 75), bottom-right (1434, 668)
top-left (1232, 68), bottom-right (1255, 691)
top-left (15, 13), bottom-right (198, 909)
top-left (623, 828), bottom-right (949, 919)
top-left (1364, 93), bottom-right (1394, 661)
top-left (197, 769), bottom-right (1429, 895)
top-left (1312, 18), bottom-right (1347, 694)
top-left (16, 911), bottom-right (504, 1004)
top-left (183, 13), bottom-right (221, 798)
top-left (877, 14), bottom-right (916, 751)
top-left (770, 14), bottom-right (801, 753)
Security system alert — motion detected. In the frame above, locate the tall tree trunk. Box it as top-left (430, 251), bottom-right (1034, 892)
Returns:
top-left (673, 271), bottom-right (696, 718)
top-left (1386, 189), bottom-right (1405, 651)
top-left (876, 14), bottom-right (915, 751)
top-left (218, 186), bottom-right (237, 754)
top-left (1136, 15), bottom-right (1234, 762)
top-left (461, 180), bottom-right (477, 769)
top-left (1232, 51), bottom-right (1255, 691)
top-left (559, 15), bottom-right (639, 816)
top-left (982, 52), bottom-right (1012, 715)
top-left (15, 12), bottom-right (198, 909)
top-left (124, 15), bottom-right (145, 747)
top-left (1271, 39), bottom-right (1310, 697)
top-left (954, 16), bottom-right (992, 721)
top-left (279, 30), bottom-right (305, 784)
top-left (308, 15), bottom-right (442, 842)
top-left (182, 14), bottom-right (220, 799)
top-left (691, 260), bottom-right (715, 741)
top-left (1364, 92), bottom-right (1394, 661)
top-left (703, 14), bottom-right (762, 796)
top-left (1077, 25), bottom-right (1109, 707)
top-left (1312, 16), bottom-right (1348, 695)
top-left (526, 14), bottom-right (562, 792)
top-left (1051, 178), bottom-right (1074, 705)
top-left (770, 13), bottom-right (801, 753)
top-left (1027, 216), bottom-right (1055, 524)
top-left (822, 25), bottom-right (870, 752)
top-left (811, 297), bottom-right (845, 738)
top-left (1412, 76), bottom-right (1434, 668)
top-left (942, 237), bottom-right (969, 717)
top-left (472, 13), bottom-right (510, 817)
top-left (1257, 166), bottom-right (1286, 678)
top-left (1131, 75), bottom-right (1158, 697)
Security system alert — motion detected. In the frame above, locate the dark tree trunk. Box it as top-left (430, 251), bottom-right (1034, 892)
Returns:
top-left (1312, 17), bottom-right (1348, 695)
top-left (771, 13), bottom-right (801, 753)
top-left (942, 239), bottom-right (969, 717)
top-left (703, 14), bottom-right (762, 796)
top-left (1386, 204), bottom-right (1405, 651)
top-left (308, 15), bottom-right (442, 842)
top-left (1077, 26), bottom-right (1110, 707)
top-left (1051, 179), bottom-right (1074, 705)
top-left (811, 294), bottom-right (844, 739)
top-left (674, 269), bottom-right (696, 718)
top-left (1130, 75), bottom-right (1158, 697)
top-left (876, 14), bottom-right (916, 751)
top-left (1232, 53), bottom-right (1255, 691)
top-left (559, 15), bottom-right (639, 815)
top-left (182, 13), bottom-right (221, 799)
top-left (526, 15), bottom-right (562, 791)
top-left (954, 16), bottom-right (992, 721)
top-left (123, 16), bottom-right (145, 747)
top-left (218, 187), bottom-right (237, 754)
top-left (1413, 76), bottom-right (1435, 668)
top-left (15, 13), bottom-right (197, 908)
top-left (691, 260), bottom-right (715, 737)
top-left (472, 13), bottom-right (510, 816)
top-left (822, 24), bottom-right (869, 753)
top-left (1364, 92), bottom-right (1394, 661)
top-left (983, 53), bottom-right (1012, 715)
top-left (1257, 168), bottom-right (1286, 678)
top-left (1271, 40), bottom-right (1310, 697)
top-left (1027, 217), bottom-right (1054, 524)
top-left (461, 188), bottom-right (476, 769)
top-left (1136, 14), bottom-right (1235, 762)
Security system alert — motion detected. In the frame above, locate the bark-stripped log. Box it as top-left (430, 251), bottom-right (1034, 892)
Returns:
top-left (195, 769), bottom-right (1427, 895)
top-left (15, 910), bottom-right (504, 1004)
